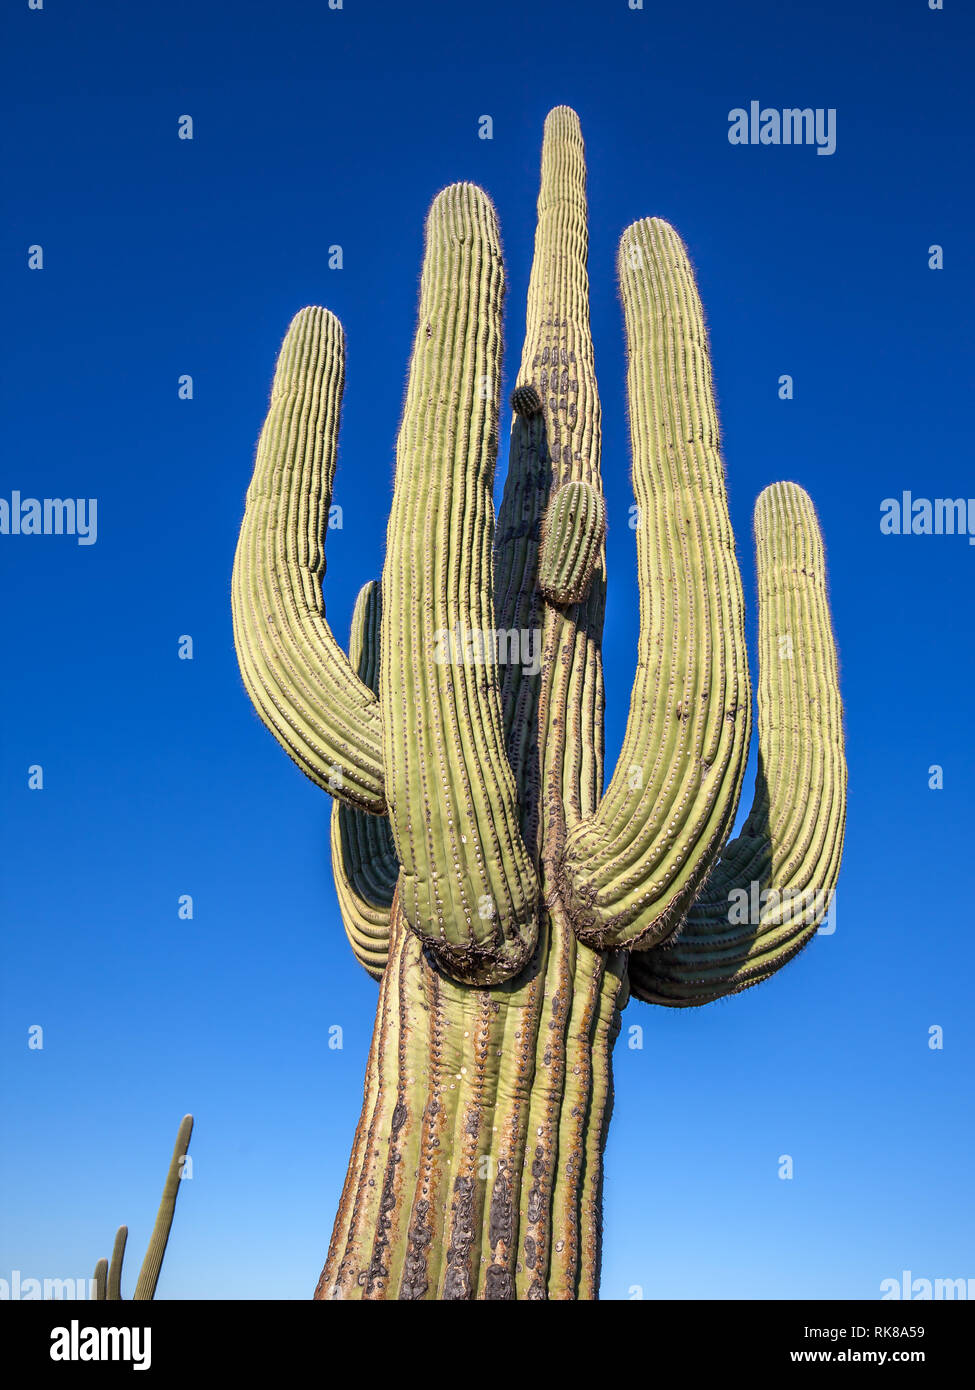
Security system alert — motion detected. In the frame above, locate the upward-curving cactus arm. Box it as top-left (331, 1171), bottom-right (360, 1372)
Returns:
top-left (231, 308), bottom-right (386, 815)
top-left (331, 580), bottom-right (397, 979)
top-left (133, 1114), bottom-right (194, 1300)
top-left (630, 482), bottom-right (847, 1005)
top-left (90, 1115), bottom-right (193, 1301)
top-left (106, 1224), bottom-right (127, 1300)
top-left (558, 217), bottom-right (751, 950)
top-left (379, 183), bottom-right (539, 986)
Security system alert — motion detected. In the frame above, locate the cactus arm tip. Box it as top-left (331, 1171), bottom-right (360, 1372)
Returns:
top-left (132, 1115), bottom-right (194, 1301)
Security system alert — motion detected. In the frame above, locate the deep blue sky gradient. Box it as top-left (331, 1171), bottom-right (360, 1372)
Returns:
top-left (2, 0), bottom-right (972, 1299)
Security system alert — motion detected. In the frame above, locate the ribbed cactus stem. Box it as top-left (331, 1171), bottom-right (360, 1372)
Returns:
top-left (232, 308), bottom-right (386, 813)
top-left (380, 183), bottom-right (539, 986)
top-left (133, 1115), bottom-right (193, 1301)
top-left (106, 1225), bottom-right (127, 1300)
top-left (558, 218), bottom-right (750, 950)
top-left (630, 482), bottom-right (846, 1004)
top-left (92, 1258), bottom-right (107, 1301)
top-left (331, 580), bottom-right (397, 978)
top-left (316, 902), bottom-right (627, 1299)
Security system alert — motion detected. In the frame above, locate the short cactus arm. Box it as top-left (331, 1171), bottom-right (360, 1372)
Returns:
top-left (232, 308), bottom-right (386, 815)
top-left (630, 483), bottom-right (847, 1005)
top-left (559, 218), bottom-right (751, 950)
top-left (133, 1114), bottom-right (193, 1301)
top-left (106, 1224), bottom-right (127, 1300)
top-left (331, 581), bottom-right (397, 978)
top-left (538, 480), bottom-right (607, 606)
top-left (92, 1258), bottom-right (108, 1300)
top-left (379, 183), bottom-right (539, 986)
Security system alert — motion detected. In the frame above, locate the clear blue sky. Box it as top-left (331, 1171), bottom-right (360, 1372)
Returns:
top-left (2, 0), bottom-right (972, 1300)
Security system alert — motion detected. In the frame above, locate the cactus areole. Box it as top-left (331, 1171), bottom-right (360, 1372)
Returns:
top-left (231, 107), bottom-right (846, 1300)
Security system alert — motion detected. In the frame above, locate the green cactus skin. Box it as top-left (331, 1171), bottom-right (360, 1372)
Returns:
top-left (233, 106), bottom-right (846, 1300)
top-left (379, 184), bottom-right (540, 987)
top-left (556, 217), bottom-right (751, 953)
top-left (132, 1114), bottom-right (193, 1300)
top-left (331, 581), bottom-right (396, 978)
top-left (90, 1117), bottom-right (192, 1300)
top-left (231, 310), bottom-right (385, 815)
top-left (629, 482), bottom-right (846, 1005)
top-left (537, 480), bottom-right (607, 606)
top-left (510, 384), bottom-right (543, 418)
top-left (106, 1225), bottom-right (127, 1300)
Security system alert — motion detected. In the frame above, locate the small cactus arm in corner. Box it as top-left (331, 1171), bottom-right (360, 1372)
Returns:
top-left (232, 105), bottom-right (846, 1299)
top-left (91, 1115), bottom-right (193, 1300)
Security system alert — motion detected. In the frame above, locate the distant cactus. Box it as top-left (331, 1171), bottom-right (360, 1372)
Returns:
top-left (232, 106), bottom-right (846, 1299)
top-left (91, 1115), bottom-right (192, 1300)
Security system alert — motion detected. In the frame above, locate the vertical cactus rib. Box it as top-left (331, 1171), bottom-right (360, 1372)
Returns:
top-left (232, 307), bottom-right (386, 814)
top-left (559, 218), bottom-right (751, 950)
top-left (630, 482), bottom-right (846, 1005)
top-left (331, 581), bottom-right (398, 977)
top-left (133, 1115), bottom-right (193, 1301)
top-left (379, 182), bottom-right (539, 986)
top-left (106, 1225), bottom-right (127, 1300)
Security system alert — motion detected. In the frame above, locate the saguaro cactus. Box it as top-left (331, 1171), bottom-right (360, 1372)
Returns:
top-left (232, 107), bottom-right (846, 1299)
top-left (91, 1115), bottom-right (193, 1300)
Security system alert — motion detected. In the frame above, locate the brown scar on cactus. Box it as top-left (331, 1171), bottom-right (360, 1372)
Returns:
top-left (233, 104), bottom-right (846, 1299)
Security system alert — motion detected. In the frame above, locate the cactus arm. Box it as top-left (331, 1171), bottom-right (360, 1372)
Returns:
top-left (331, 581), bottom-right (397, 977)
top-left (379, 183), bottom-right (539, 986)
top-left (537, 480), bottom-right (607, 606)
top-left (133, 1114), bottom-right (193, 1301)
top-left (630, 482), bottom-right (847, 1005)
top-left (494, 106), bottom-right (607, 843)
top-left (558, 218), bottom-right (751, 951)
top-left (106, 1224), bottom-right (127, 1300)
top-left (232, 308), bottom-right (386, 815)
top-left (92, 1258), bottom-right (108, 1300)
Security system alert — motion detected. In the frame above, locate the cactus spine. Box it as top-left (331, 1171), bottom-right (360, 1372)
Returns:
top-left (232, 107), bottom-right (846, 1299)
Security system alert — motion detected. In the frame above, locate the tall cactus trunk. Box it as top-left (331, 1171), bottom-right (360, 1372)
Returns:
top-left (317, 901), bottom-right (627, 1300)
top-left (232, 104), bottom-right (846, 1303)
